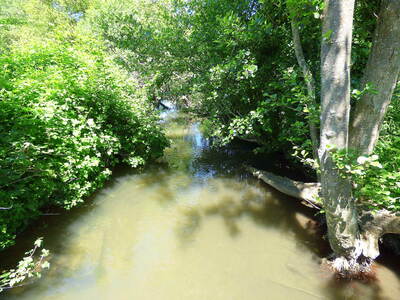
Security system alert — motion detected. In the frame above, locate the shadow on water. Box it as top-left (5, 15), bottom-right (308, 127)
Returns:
top-left (1, 109), bottom-right (400, 300)
top-left (0, 165), bottom-right (140, 268)
top-left (177, 117), bottom-right (400, 300)
top-left (175, 177), bottom-right (328, 257)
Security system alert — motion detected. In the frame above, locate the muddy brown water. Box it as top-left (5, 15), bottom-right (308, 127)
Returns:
top-left (1, 109), bottom-right (400, 300)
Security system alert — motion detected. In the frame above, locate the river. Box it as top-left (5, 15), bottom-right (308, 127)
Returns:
top-left (1, 108), bottom-right (400, 299)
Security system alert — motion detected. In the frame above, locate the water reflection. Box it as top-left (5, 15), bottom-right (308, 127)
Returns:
top-left (1, 111), bottom-right (399, 300)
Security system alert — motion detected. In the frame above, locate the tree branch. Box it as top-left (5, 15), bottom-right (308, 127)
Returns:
top-left (349, 0), bottom-right (400, 154)
top-left (290, 19), bottom-right (320, 168)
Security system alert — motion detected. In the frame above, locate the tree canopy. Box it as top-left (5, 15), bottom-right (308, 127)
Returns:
top-left (1, 0), bottom-right (399, 279)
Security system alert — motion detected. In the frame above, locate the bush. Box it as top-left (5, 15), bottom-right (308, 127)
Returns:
top-left (0, 26), bottom-right (168, 250)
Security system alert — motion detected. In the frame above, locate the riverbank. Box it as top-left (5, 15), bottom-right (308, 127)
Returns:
top-left (1, 112), bottom-right (400, 300)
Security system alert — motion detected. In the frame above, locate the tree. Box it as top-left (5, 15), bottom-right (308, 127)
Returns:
top-left (85, 0), bottom-right (400, 275)
top-left (349, 0), bottom-right (400, 154)
top-left (318, 0), bottom-right (361, 272)
top-left (0, 0), bottom-right (168, 251)
top-left (251, 0), bottom-right (400, 275)
top-left (319, 0), bottom-right (400, 274)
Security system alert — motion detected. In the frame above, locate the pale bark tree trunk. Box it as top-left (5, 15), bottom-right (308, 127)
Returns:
top-left (349, 0), bottom-right (400, 155)
top-left (290, 20), bottom-right (319, 166)
top-left (319, 0), bottom-right (361, 270)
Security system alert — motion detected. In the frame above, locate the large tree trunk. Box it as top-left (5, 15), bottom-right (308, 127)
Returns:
top-left (319, 0), bottom-right (361, 271)
top-left (349, 0), bottom-right (400, 155)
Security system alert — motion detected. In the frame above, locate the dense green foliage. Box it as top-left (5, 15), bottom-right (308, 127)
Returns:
top-left (1, 0), bottom-right (399, 259)
top-left (82, 0), bottom-right (317, 154)
top-left (84, 0), bottom-right (377, 155)
top-left (333, 86), bottom-right (400, 212)
top-left (0, 238), bottom-right (49, 291)
top-left (82, 0), bottom-right (400, 212)
top-left (0, 0), bottom-right (168, 250)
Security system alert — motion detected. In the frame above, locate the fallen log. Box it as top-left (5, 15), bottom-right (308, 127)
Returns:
top-left (0, 206), bottom-right (12, 210)
top-left (236, 136), bottom-right (267, 146)
top-left (245, 165), bottom-right (321, 209)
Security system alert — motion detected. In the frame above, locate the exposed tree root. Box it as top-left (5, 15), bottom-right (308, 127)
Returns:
top-left (322, 256), bottom-right (378, 281)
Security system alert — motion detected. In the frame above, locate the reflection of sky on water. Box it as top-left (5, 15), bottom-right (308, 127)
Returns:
top-left (159, 101), bottom-right (177, 121)
top-left (186, 122), bottom-right (216, 182)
